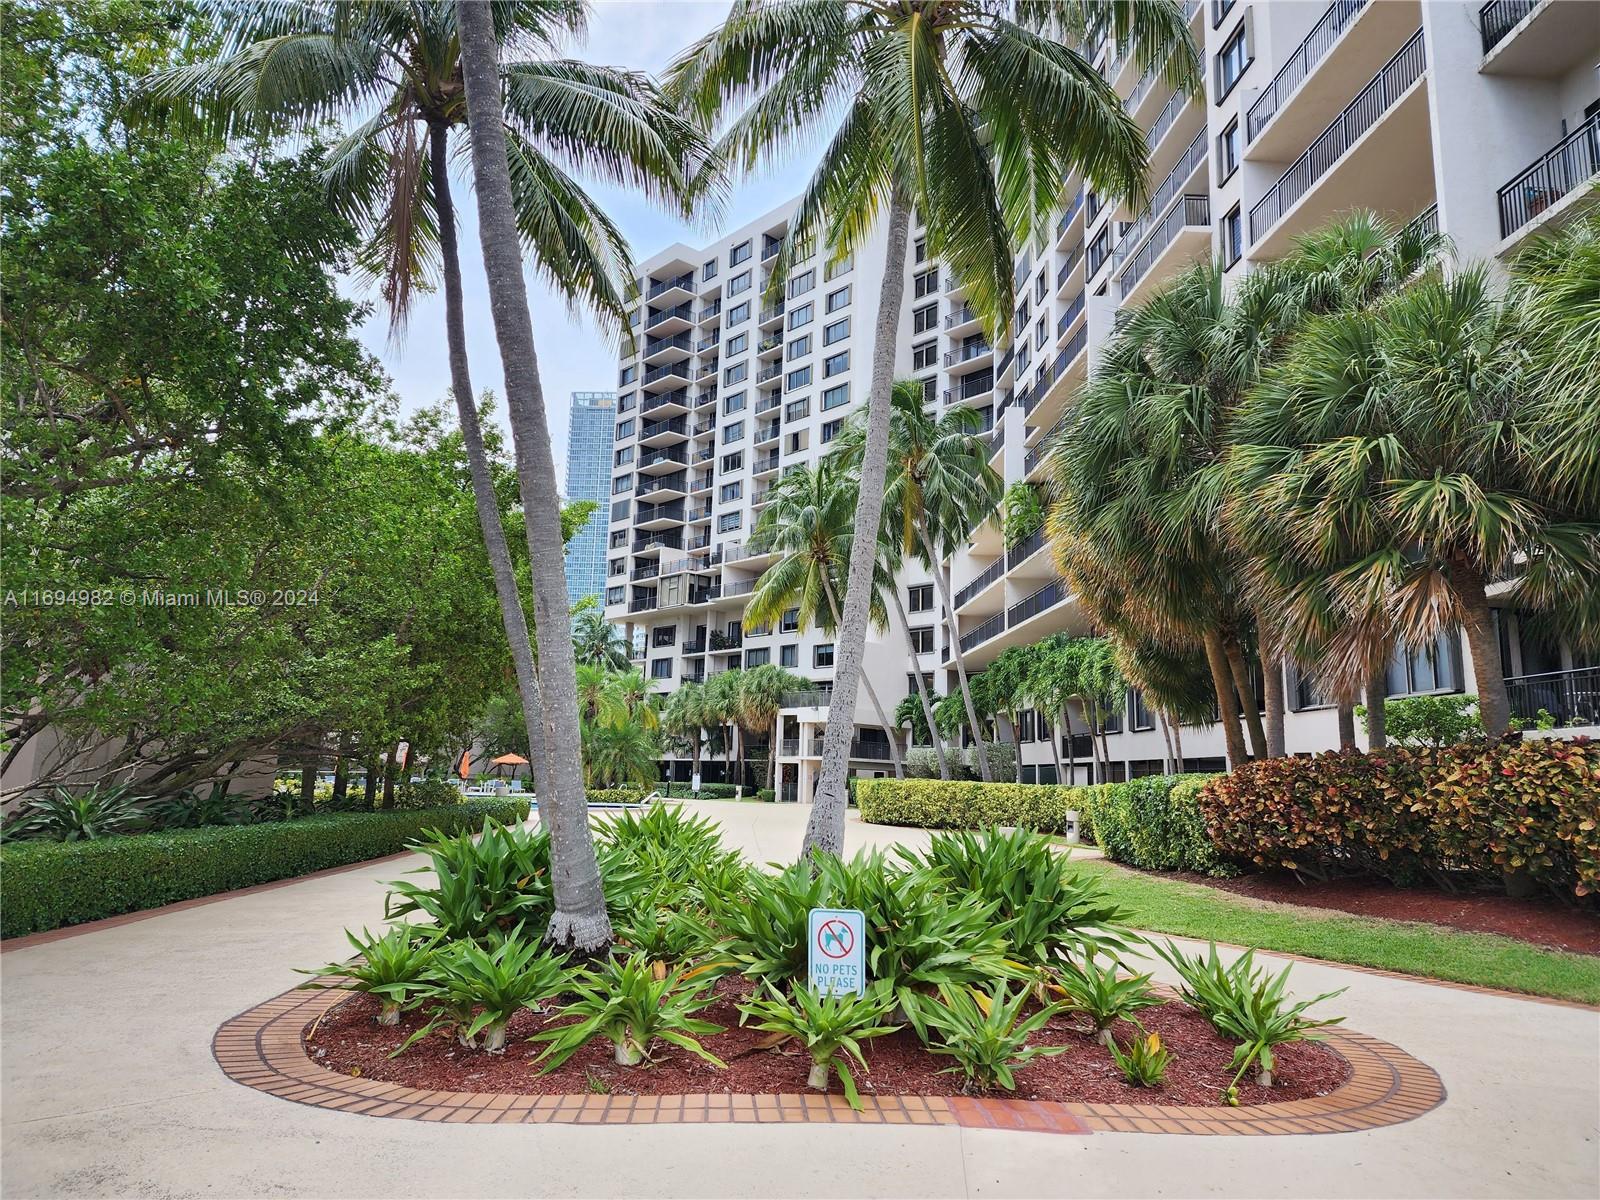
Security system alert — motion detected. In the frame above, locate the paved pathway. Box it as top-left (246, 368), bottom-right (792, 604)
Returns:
top-left (3, 800), bottom-right (1596, 1199)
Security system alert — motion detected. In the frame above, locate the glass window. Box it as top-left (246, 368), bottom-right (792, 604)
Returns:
top-left (914, 237), bottom-right (928, 263)
top-left (728, 301), bottom-right (750, 325)
top-left (723, 391), bottom-right (746, 414)
top-left (651, 658), bottom-right (672, 680)
top-left (912, 271), bottom-right (938, 299)
top-left (618, 392), bottom-right (636, 412)
top-left (913, 303), bottom-right (938, 334)
top-left (1217, 116), bottom-right (1240, 183)
top-left (612, 474), bottom-right (632, 494)
top-left (787, 302), bottom-right (813, 330)
top-left (1215, 20), bottom-right (1252, 101)
top-left (722, 420), bottom-right (744, 443)
top-left (606, 585), bottom-right (625, 605)
top-left (823, 351), bottom-right (849, 377)
top-left (908, 584), bottom-right (934, 612)
top-left (727, 270), bottom-right (751, 296)
top-left (729, 239), bottom-right (751, 266)
top-left (823, 317), bottom-right (849, 345)
top-left (702, 258), bottom-right (718, 281)
top-left (910, 626), bottom-right (934, 654)
top-left (825, 253), bottom-right (852, 280)
top-left (1129, 689), bottom-right (1154, 731)
top-left (912, 340), bottom-right (938, 371)
top-left (821, 417), bottom-right (844, 442)
top-left (721, 451), bottom-right (743, 471)
top-left (814, 643), bottom-right (835, 667)
top-left (620, 364), bottom-right (638, 385)
top-left (615, 446), bottom-right (634, 466)
top-left (787, 334), bottom-right (811, 360)
top-left (779, 644), bottom-right (798, 668)
top-left (720, 481), bottom-right (742, 502)
top-left (826, 285), bottom-right (851, 312)
top-left (744, 648), bottom-right (770, 668)
top-left (609, 530), bottom-right (627, 548)
top-left (1221, 204), bottom-right (1243, 269)
top-left (726, 332), bottom-right (747, 356)
top-left (821, 383), bottom-right (849, 410)
top-left (786, 366), bottom-right (811, 391)
top-left (1387, 632), bottom-right (1462, 696)
top-left (780, 608), bottom-right (799, 633)
top-left (609, 558), bottom-right (626, 577)
top-left (718, 511), bottom-right (741, 532)
top-left (788, 269), bottom-right (815, 297)
top-left (723, 361), bottom-right (747, 385)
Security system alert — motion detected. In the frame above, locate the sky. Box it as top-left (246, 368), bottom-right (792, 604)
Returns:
top-left (354, 0), bottom-right (827, 483)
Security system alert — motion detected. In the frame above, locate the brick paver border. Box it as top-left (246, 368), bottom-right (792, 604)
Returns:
top-left (214, 984), bottom-right (1445, 1135)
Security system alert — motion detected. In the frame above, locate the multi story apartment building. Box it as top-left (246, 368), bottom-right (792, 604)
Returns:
top-left (564, 391), bottom-right (617, 609)
top-left (609, 0), bottom-right (1600, 794)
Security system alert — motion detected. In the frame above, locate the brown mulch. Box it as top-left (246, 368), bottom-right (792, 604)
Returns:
top-left (306, 976), bottom-right (1350, 1108)
top-left (1156, 870), bottom-right (1600, 956)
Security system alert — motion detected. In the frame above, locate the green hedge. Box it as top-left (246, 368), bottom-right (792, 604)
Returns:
top-left (585, 784), bottom-right (648, 805)
top-left (856, 778), bottom-right (1086, 834)
top-left (1076, 775), bottom-right (1233, 876)
top-left (0, 799), bottom-right (529, 939)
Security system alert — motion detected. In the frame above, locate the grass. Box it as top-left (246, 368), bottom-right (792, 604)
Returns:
top-left (1067, 856), bottom-right (1600, 1007)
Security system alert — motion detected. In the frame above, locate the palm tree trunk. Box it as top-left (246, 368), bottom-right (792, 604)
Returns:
top-left (1364, 660), bottom-right (1388, 750)
top-left (1202, 629), bottom-right (1249, 769)
top-left (891, 584), bottom-right (950, 779)
top-left (456, 0), bottom-right (609, 949)
top-left (821, 578), bottom-right (903, 779)
top-left (802, 187), bottom-right (911, 859)
top-left (1045, 710), bottom-right (1066, 784)
top-left (1454, 561), bottom-right (1511, 737)
top-left (918, 523), bottom-right (993, 782)
top-left (1262, 653), bottom-right (1286, 759)
top-left (1086, 713), bottom-right (1103, 782)
top-left (428, 119), bottom-right (553, 829)
top-left (1336, 700), bottom-right (1358, 750)
top-left (1157, 711), bottom-right (1175, 773)
top-left (1170, 714), bottom-right (1186, 772)
top-left (767, 717), bottom-right (778, 791)
top-left (1224, 636), bottom-right (1268, 760)
top-left (1007, 712), bottom-right (1024, 783)
top-left (1094, 706), bottom-right (1112, 777)
top-left (1058, 707), bottom-right (1077, 785)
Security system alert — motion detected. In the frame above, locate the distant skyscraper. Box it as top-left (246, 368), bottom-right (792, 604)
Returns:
top-left (563, 391), bottom-right (615, 609)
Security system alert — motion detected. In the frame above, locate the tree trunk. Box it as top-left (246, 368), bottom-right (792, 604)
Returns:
top-left (767, 717), bottom-right (778, 791)
top-left (1364, 660), bottom-right (1388, 750)
top-left (1336, 701), bottom-right (1357, 750)
top-left (1262, 653), bottom-right (1286, 758)
top-left (300, 753), bottom-right (316, 813)
top-left (1058, 707), bottom-right (1077, 785)
top-left (919, 524), bottom-right (993, 782)
top-left (1454, 562), bottom-right (1511, 737)
top-left (891, 584), bottom-right (950, 779)
top-left (821, 577), bottom-right (903, 780)
top-left (1171, 715), bottom-right (1185, 772)
top-left (331, 733), bottom-right (349, 805)
top-left (1084, 706), bottom-right (1103, 782)
top-left (456, 0), bottom-right (610, 949)
top-left (381, 749), bottom-right (397, 811)
top-left (1045, 710), bottom-right (1066, 783)
top-left (362, 753), bottom-right (378, 809)
top-left (1157, 711), bottom-right (1175, 774)
top-left (1094, 706), bottom-right (1112, 778)
top-left (1007, 712), bottom-right (1024, 783)
top-left (1224, 636), bottom-right (1268, 760)
top-left (428, 119), bottom-right (553, 828)
top-left (1203, 629), bottom-right (1249, 770)
top-left (802, 187), bottom-right (912, 859)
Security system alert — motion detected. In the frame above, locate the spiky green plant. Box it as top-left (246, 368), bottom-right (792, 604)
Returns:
top-left (383, 818), bottom-right (552, 941)
top-left (297, 925), bottom-right (439, 1025)
top-left (398, 930), bottom-right (569, 1054)
top-left (1, 785), bottom-right (148, 841)
top-left (532, 953), bottom-right (726, 1069)
top-left (738, 982), bottom-right (900, 1107)
top-left (913, 981), bottom-right (1067, 1093)
top-left (1048, 950), bottom-right (1161, 1046)
top-left (1108, 1027), bottom-right (1171, 1087)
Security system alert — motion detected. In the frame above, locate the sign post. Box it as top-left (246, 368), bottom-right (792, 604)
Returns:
top-left (807, 907), bottom-right (866, 996)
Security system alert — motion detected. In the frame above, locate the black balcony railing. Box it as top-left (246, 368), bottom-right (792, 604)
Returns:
top-left (944, 371), bottom-right (995, 404)
top-left (1498, 115), bottom-right (1600, 239)
top-left (639, 417), bottom-right (687, 441)
top-left (1505, 665), bottom-right (1600, 728)
top-left (1007, 578), bottom-right (1066, 626)
top-left (1056, 290), bottom-right (1086, 338)
top-left (945, 341), bottom-right (993, 367)
top-left (1250, 28), bottom-right (1426, 245)
top-left (1145, 87), bottom-right (1188, 152)
top-left (642, 389), bottom-right (688, 412)
top-left (958, 611), bottom-right (1005, 653)
top-left (1007, 526), bottom-right (1046, 569)
top-left (709, 629), bottom-right (743, 651)
top-left (628, 595), bottom-right (658, 613)
top-left (1056, 242), bottom-right (1084, 290)
top-left (638, 448), bottom-right (686, 470)
top-left (954, 557), bottom-right (1005, 609)
top-left (646, 272), bottom-right (693, 299)
top-left (645, 332), bottom-right (692, 357)
top-left (643, 361), bottom-right (690, 386)
top-left (1118, 195), bottom-right (1209, 299)
top-left (635, 501), bottom-right (685, 524)
top-left (645, 302), bottom-right (694, 330)
top-left (849, 739), bottom-right (894, 761)
top-left (681, 639), bottom-right (707, 655)
top-left (1112, 128), bottom-right (1206, 272)
top-left (1248, 0), bottom-right (1370, 142)
top-left (637, 471), bottom-right (687, 495)
top-left (1479, 0), bottom-right (1539, 54)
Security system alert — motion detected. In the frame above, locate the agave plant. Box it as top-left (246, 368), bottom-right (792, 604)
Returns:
top-left (532, 952), bottom-right (726, 1069)
top-left (1, 784), bottom-right (149, 841)
top-left (738, 982), bottom-right (900, 1106)
top-left (384, 818), bottom-right (552, 941)
top-left (298, 925), bottom-right (439, 1025)
top-left (399, 930), bottom-right (569, 1054)
top-left (1049, 950), bottom-right (1162, 1047)
top-left (913, 981), bottom-right (1068, 1093)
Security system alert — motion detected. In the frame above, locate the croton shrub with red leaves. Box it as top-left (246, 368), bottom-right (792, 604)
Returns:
top-left (1198, 737), bottom-right (1599, 899)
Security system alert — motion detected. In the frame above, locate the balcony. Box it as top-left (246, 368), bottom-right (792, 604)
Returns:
top-left (636, 471), bottom-right (688, 501)
top-left (945, 304), bottom-right (981, 332)
top-left (699, 300), bottom-right (721, 321)
top-left (686, 502), bottom-right (712, 522)
top-left (645, 301), bottom-right (694, 333)
top-left (1249, 29), bottom-right (1429, 250)
top-left (757, 332), bottom-right (783, 357)
top-left (781, 689), bottom-right (834, 709)
top-left (1111, 128), bottom-right (1206, 275)
top-left (695, 333), bottom-right (718, 353)
top-left (686, 532), bottom-right (711, 551)
top-left (1480, 0), bottom-right (1597, 74)
top-left (945, 340), bottom-right (994, 368)
top-left (849, 739), bottom-right (894, 762)
top-left (752, 451), bottom-right (781, 475)
top-left (1505, 665), bottom-right (1600, 727)
top-left (758, 301), bottom-right (786, 326)
top-left (643, 332), bottom-right (692, 363)
top-left (709, 629), bottom-right (743, 651)
top-left (692, 417), bottom-right (716, 436)
top-left (681, 639), bottom-right (707, 655)
top-left (1055, 290), bottom-right (1086, 342)
top-left (756, 362), bottom-right (783, 384)
top-left (638, 418), bottom-right (687, 447)
top-left (754, 421), bottom-right (781, 445)
top-left (957, 612), bottom-right (1005, 655)
top-left (1248, 0), bottom-right (1370, 142)
top-left (762, 237), bottom-right (783, 262)
top-left (635, 501), bottom-right (685, 529)
top-left (1497, 115), bottom-right (1600, 243)
top-left (646, 272), bottom-right (693, 301)
top-left (628, 595), bottom-right (658, 614)
top-left (1117, 195), bottom-right (1210, 302)
top-left (629, 563), bottom-right (659, 581)
top-left (642, 360), bottom-right (691, 391)
top-left (944, 370), bottom-right (996, 406)
top-left (1007, 577), bottom-right (1066, 626)
top-left (954, 556), bottom-right (1005, 610)
top-left (1054, 190), bottom-right (1086, 248)
top-left (1006, 526), bottom-right (1047, 571)
top-left (637, 446), bottom-right (687, 472)
top-left (779, 738), bottom-right (801, 757)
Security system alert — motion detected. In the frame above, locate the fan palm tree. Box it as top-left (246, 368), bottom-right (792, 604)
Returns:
top-left (747, 460), bottom-right (904, 777)
top-left (135, 0), bottom-right (701, 904)
top-left (573, 605), bottom-right (632, 670)
top-left (837, 380), bottom-right (1003, 777)
top-left (669, 0), bottom-right (1198, 857)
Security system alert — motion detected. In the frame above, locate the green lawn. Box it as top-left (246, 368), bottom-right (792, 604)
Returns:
top-left (1068, 855), bottom-right (1600, 1007)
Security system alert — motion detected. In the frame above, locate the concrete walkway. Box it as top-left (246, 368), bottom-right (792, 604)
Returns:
top-left (2, 800), bottom-right (1596, 1199)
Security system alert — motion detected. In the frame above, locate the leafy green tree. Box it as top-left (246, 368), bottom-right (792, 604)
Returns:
top-left (669, 0), bottom-right (1197, 857)
top-left (572, 604), bottom-right (632, 670)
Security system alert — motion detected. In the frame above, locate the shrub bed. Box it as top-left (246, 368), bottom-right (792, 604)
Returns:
top-left (0, 799), bottom-right (529, 938)
top-left (585, 784), bottom-right (649, 806)
top-left (856, 778), bottom-right (1084, 833)
top-left (1078, 776), bottom-right (1232, 877)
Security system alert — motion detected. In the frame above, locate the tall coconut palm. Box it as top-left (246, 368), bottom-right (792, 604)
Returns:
top-left (573, 605), bottom-right (632, 670)
top-left (870, 518), bottom-right (952, 780)
top-left (134, 1), bottom-right (702, 840)
top-left (747, 460), bottom-right (904, 777)
top-left (703, 668), bottom-right (744, 781)
top-left (735, 664), bottom-right (806, 791)
top-left (669, 0), bottom-right (1198, 858)
top-left (837, 380), bottom-right (1003, 778)
top-left (455, 0), bottom-right (632, 950)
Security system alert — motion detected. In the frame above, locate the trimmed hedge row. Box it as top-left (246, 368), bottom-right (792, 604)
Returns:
top-left (0, 798), bottom-right (530, 939)
top-left (1078, 775), bottom-right (1234, 876)
top-left (855, 778), bottom-right (1086, 835)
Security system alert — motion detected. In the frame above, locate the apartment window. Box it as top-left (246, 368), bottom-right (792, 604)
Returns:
top-left (1034, 269), bottom-right (1047, 305)
top-left (1129, 689), bottom-right (1155, 732)
top-left (1034, 317), bottom-right (1047, 350)
top-left (814, 643), bottom-right (835, 668)
top-left (787, 302), bottom-right (813, 330)
top-left (724, 362), bottom-right (747, 386)
top-left (909, 626), bottom-right (934, 655)
top-left (788, 269), bottom-right (815, 298)
top-left (1211, 0), bottom-right (1236, 28)
top-left (779, 607), bottom-right (800, 633)
top-left (729, 239), bottom-right (752, 266)
top-left (823, 317), bottom-right (850, 346)
top-left (912, 270), bottom-right (938, 299)
top-left (606, 585), bottom-right (624, 605)
top-left (820, 417), bottom-right (844, 443)
top-left (1215, 17), bottom-right (1252, 102)
top-left (913, 237), bottom-right (927, 263)
top-left (785, 398), bottom-right (809, 422)
top-left (1015, 298), bottom-right (1030, 329)
top-left (825, 288), bottom-right (851, 317)
top-left (786, 366), bottom-right (812, 390)
top-left (618, 392), bottom-right (636, 413)
top-left (620, 364), bottom-right (638, 385)
top-left (721, 451), bottom-right (743, 471)
top-left (609, 530), bottom-right (627, 549)
top-left (1387, 632), bottom-right (1463, 697)
top-left (823, 351), bottom-right (849, 378)
top-left (723, 392), bottom-right (746, 415)
top-left (651, 658), bottom-right (672, 680)
top-left (825, 253), bottom-right (852, 280)
top-left (745, 648), bottom-right (770, 668)
top-left (720, 481), bottom-right (742, 502)
top-left (612, 474), bottom-right (632, 494)
top-left (907, 584), bottom-right (934, 613)
top-left (722, 420), bottom-right (744, 444)
top-left (816, 383), bottom-right (848, 412)
top-left (1288, 662), bottom-right (1331, 711)
top-left (787, 334), bottom-right (811, 360)
top-left (1217, 116), bottom-right (1240, 184)
top-left (779, 644), bottom-right (798, 668)
top-left (726, 332), bottom-right (747, 356)
top-left (728, 301), bottom-right (750, 325)
top-left (1221, 204), bottom-right (1243, 269)
top-left (718, 511), bottom-right (742, 533)
top-left (913, 303), bottom-right (938, 334)
top-left (727, 270), bottom-right (751, 296)
top-left (912, 340), bottom-right (938, 370)
top-left (921, 377), bottom-right (937, 405)
top-left (609, 558), bottom-right (626, 577)
top-left (702, 258), bottom-right (718, 281)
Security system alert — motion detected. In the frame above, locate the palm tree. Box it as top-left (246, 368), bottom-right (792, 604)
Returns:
top-left (575, 664), bottom-right (627, 728)
top-left (573, 605), bottom-right (631, 670)
top-left (669, 0), bottom-right (1198, 857)
top-left (868, 510), bottom-right (953, 779)
top-left (582, 716), bottom-right (660, 789)
top-left (660, 682), bottom-right (711, 790)
top-left (455, 0), bottom-right (641, 950)
top-left (735, 664), bottom-right (805, 791)
top-left (837, 380), bottom-right (1003, 778)
top-left (703, 668), bottom-right (744, 782)
top-left (984, 645), bottom-right (1034, 784)
top-left (747, 460), bottom-right (904, 777)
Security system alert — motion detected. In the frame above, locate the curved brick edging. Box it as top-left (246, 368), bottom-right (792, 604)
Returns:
top-left (214, 984), bottom-right (1445, 1135)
